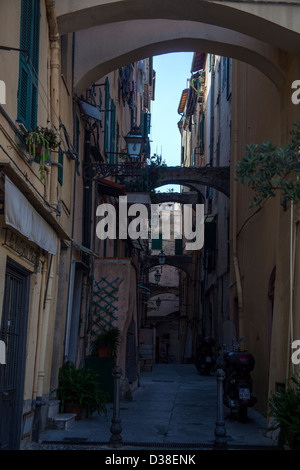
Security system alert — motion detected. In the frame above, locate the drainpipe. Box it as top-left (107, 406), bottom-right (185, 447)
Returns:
top-left (46, 0), bottom-right (60, 207)
top-left (209, 58), bottom-right (215, 167)
top-left (287, 200), bottom-right (295, 379)
top-left (31, 256), bottom-right (49, 442)
top-left (232, 63), bottom-right (244, 339)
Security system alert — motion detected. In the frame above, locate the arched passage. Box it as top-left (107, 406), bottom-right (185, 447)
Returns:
top-left (54, 0), bottom-right (300, 94)
top-left (72, 23), bottom-right (286, 94)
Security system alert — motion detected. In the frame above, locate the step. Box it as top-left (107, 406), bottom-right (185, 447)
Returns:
top-left (47, 413), bottom-right (77, 430)
top-left (47, 400), bottom-right (60, 419)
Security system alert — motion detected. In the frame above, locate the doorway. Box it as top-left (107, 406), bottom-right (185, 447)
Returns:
top-left (0, 259), bottom-right (30, 449)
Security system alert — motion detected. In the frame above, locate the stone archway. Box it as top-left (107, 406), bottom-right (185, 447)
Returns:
top-left (54, 0), bottom-right (300, 94)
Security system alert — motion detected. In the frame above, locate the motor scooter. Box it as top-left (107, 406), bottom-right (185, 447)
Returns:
top-left (222, 341), bottom-right (256, 422)
top-left (218, 321), bottom-right (257, 422)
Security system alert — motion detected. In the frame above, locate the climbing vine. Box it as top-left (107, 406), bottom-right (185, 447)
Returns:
top-left (235, 118), bottom-right (300, 208)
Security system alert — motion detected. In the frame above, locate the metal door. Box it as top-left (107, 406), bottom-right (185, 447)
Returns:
top-left (0, 260), bottom-right (30, 449)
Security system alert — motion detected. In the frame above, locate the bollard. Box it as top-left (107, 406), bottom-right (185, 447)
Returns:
top-left (109, 365), bottom-right (123, 447)
top-left (213, 368), bottom-right (228, 450)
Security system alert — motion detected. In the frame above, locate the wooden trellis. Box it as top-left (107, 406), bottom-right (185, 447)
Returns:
top-left (92, 277), bottom-right (119, 335)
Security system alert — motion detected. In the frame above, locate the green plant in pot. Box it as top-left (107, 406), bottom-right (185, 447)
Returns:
top-left (25, 126), bottom-right (60, 181)
top-left (268, 372), bottom-right (300, 450)
top-left (55, 361), bottom-right (109, 420)
top-left (92, 326), bottom-right (121, 359)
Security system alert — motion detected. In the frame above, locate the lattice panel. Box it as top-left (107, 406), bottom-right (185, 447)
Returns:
top-left (92, 277), bottom-right (119, 335)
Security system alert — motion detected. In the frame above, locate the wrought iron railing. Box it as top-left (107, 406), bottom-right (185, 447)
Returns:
top-left (83, 162), bottom-right (150, 192)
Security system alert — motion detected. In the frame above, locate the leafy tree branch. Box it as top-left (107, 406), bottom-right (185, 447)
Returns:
top-left (235, 118), bottom-right (300, 208)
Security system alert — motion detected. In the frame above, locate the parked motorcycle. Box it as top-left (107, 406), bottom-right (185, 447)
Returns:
top-left (195, 337), bottom-right (215, 375)
top-left (219, 338), bottom-right (257, 422)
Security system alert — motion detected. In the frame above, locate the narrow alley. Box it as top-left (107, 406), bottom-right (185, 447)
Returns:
top-left (28, 364), bottom-right (275, 451)
top-left (0, 0), bottom-right (300, 452)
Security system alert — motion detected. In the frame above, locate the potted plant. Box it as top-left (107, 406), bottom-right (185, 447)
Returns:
top-left (55, 361), bottom-right (109, 420)
top-left (268, 372), bottom-right (300, 450)
top-left (24, 126), bottom-right (60, 181)
top-left (92, 326), bottom-right (121, 359)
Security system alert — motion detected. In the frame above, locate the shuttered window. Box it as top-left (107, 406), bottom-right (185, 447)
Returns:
top-left (58, 148), bottom-right (64, 185)
top-left (104, 77), bottom-right (110, 155)
top-left (110, 100), bottom-right (116, 163)
top-left (18, 0), bottom-right (40, 131)
top-left (151, 234), bottom-right (162, 250)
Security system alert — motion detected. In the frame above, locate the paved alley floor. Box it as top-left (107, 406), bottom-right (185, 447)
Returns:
top-left (36, 364), bottom-right (277, 450)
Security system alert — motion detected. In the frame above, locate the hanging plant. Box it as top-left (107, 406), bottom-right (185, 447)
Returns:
top-left (235, 118), bottom-right (300, 208)
top-left (24, 126), bottom-right (60, 181)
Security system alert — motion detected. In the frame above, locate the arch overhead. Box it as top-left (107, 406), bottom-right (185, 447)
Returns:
top-left (152, 191), bottom-right (201, 205)
top-left (142, 255), bottom-right (194, 279)
top-left (152, 166), bottom-right (230, 197)
top-left (55, 0), bottom-right (300, 93)
top-left (148, 286), bottom-right (180, 298)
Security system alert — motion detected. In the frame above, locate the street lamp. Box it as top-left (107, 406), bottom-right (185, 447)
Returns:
top-left (154, 269), bottom-right (161, 283)
top-left (158, 250), bottom-right (166, 266)
top-left (124, 127), bottom-right (145, 158)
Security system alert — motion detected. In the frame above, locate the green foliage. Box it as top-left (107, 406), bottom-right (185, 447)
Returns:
top-left (235, 118), bottom-right (300, 207)
top-left (268, 372), bottom-right (300, 450)
top-left (55, 361), bottom-right (108, 417)
top-left (92, 326), bottom-right (121, 358)
top-left (25, 126), bottom-right (60, 181)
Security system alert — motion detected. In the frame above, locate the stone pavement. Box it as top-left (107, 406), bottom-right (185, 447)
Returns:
top-left (34, 364), bottom-right (277, 450)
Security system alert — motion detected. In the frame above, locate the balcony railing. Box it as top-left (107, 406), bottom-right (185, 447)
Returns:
top-left (83, 162), bottom-right (150, 192)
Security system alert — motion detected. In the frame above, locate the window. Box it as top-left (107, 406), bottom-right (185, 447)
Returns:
top-left (175, 238), bottom-right (183, 255)
top-left (151, 234), bottom-right (162, 250)
top-left (222, 57), bottom-right (228, 90)
top-left (104, 78), bottom-right (110, 155)
top-left (199, 115), bottom-right (205, 154)
top-left (18, 0), bottom-right (40, 131)
top-left (191, 149), bottom-right (195, 166)
top-left (110, 100), bottom-right (116, 163)
top-left (58, 148), bottom-right (64, 185)
top-left (104, 78), bottom-right (117, 163)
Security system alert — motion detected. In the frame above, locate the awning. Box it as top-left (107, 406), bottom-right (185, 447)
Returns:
top-left (79, 100), bottom-right (102, 121)
top-left (98, 178), bottom-right (126, 196)
top-left (72, 240), bottom-right (100, 258)
top-left (178, 89), bottom-right (189, 114)
top-left (5, 177), bottom-right (57, 255)
top-left (186, 87), bottom-right (197, 116)
top-left (191, 52), bottom-right (206, 73)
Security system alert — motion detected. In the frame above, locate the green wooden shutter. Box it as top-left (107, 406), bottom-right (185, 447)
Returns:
top-left (110, 100), bottom-right (116, 163)
top-left (175, 238), bottom-right (183, 255)
top-left (18, 0), bottom-right (40, 131)
top-left (104, 77), bottom-right (110, 154)
top-left (58, 148), bottom-right (64, 185)
top-left (151, 234), bottom-right (162, 250)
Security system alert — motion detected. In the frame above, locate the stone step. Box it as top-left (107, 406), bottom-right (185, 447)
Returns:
top-left (47, 413), bottom-right (77, 430)
top-left (47, 400), bottom-right (60, 419)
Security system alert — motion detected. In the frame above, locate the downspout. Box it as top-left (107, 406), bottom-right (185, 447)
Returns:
top-left (31, 257), bottom-right (47, 442)
top-left (232, 62), bottom-right (244, 339)
top-left (209, 57), bottom-right (215, 167)
top-left (32, 1), bottom-right (60, 442)
top-left (287, 200), bottom-right (295, 379)
top-left (46, 0), bottom-right (60, 207)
